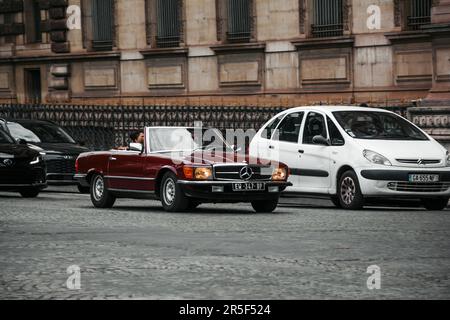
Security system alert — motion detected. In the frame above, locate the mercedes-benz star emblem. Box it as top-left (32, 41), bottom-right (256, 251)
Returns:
top-left (3, 159), bottom-right (13, 167)
top-left (239, 166), bottom-right (253, 181)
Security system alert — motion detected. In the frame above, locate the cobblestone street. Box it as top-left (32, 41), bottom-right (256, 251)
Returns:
top-left (1, 189), bottom-right (449, 300)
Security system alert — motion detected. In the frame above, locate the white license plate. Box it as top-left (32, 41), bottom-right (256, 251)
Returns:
top-left (232, 182), bottom-right (266, 191)
top-left (409, 174), bottom-right (439, 183)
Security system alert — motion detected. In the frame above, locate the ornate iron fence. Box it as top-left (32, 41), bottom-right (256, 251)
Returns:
top-left (0, 104), bottom-right (286, 150)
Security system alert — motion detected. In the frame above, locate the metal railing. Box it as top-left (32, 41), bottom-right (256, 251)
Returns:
top-left (0, 104), bottom-right (286, 151)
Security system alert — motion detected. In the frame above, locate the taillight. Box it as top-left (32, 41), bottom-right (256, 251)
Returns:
top-left (75, 158), bottom-right (79, 173)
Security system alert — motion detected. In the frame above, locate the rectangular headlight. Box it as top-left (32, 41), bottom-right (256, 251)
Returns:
top-left (272, 167), bottom-right (287, 181)
top-left (195, 167), bottom-right (213, 180)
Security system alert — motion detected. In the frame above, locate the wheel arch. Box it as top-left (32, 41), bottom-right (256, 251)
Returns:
top-left (334, 165), bottom-right (355, 194)
top-left (154, 166), bottom-right (178, 198)
top-left (86, 169), bottom-right (103, 185)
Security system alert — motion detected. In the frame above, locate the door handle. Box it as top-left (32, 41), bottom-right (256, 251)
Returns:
top-left (110, 157), bottom-right (117, 161)
top-left (298, 150), bottom-right (305, 154)
top-left (269, 145), bottom-right (275, 149)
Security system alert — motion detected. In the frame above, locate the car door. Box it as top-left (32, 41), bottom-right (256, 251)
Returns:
top-left (106, 150), bottom-right (145, 191)
top-left (266, 111), bottom-right (305, 192)
top-left (255, 113), bottom-right (286, 160)
top-left (296, 111), bottom-right (332, 193)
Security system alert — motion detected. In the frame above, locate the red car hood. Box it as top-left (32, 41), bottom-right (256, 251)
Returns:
top-left (162, 150), bottom-right (284, 167)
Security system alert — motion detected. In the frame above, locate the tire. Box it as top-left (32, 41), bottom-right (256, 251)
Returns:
top-left (422, 198), bottom-right (449, 211)
top-left (77, 184), bottom-right (90, 194)
top-left (90, 174), bottom-right (116, 208)
top-left (19, 188), bottom-right (40, 198)
top-left (160, 172), bottom-right (190, 212)
top-left (338, 170), bottom-right (364, 210)
top-left (251, 198), bottom-right (279, 213)
top-left (330, 196), bottom-right (342, 208)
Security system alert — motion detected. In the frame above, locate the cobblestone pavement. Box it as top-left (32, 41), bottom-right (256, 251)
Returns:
top-left (0, 189), bottom-right (449, 300)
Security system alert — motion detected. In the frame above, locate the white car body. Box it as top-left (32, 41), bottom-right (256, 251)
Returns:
top-left (250, 106), bottom-right (450, 205)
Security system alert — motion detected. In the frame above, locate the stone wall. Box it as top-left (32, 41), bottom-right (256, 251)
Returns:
top-left (0, 0), bottom-right (448, 108)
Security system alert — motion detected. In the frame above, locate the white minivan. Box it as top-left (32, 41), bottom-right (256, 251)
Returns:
top-left (250, 106), bottom-right (450, 210)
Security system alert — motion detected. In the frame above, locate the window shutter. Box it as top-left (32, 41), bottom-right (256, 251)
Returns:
top-left (92, 0), bottom-right (114, 51)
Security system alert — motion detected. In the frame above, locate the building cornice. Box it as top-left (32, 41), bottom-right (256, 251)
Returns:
top-left (0, 51), bottom-right (121, 64)
top-left (210, 42), bottom-right (266, 54)
top-left (292, 36), bottom-right (354, 49)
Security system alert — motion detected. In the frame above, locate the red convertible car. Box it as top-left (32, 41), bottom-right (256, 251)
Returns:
top-left (75, 127), bottom-right (291, 212)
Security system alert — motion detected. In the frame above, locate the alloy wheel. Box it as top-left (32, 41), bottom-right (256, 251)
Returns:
top-left (341, 177), bottom-right (356, 205)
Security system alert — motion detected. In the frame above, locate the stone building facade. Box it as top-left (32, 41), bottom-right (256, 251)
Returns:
top-left (0, 0), bottom-right (448, 106)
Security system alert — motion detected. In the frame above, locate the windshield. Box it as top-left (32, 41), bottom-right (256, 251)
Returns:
top-left (332, 111), bottom-right (428, 141)
top-left (7, 122), bottom-right (76, 144)
top-left (0, 129), bottom-right (14, 144)
top-left (148, 128), bottom-right (231, 152)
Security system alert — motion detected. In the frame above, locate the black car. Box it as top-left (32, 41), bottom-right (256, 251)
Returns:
top-left (0, 119), bottom-right (90, 193)
top-left (0, 128), bottom-right (47, 198)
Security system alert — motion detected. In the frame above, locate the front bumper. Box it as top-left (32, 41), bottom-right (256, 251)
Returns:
top-left (0, 166), bottom-right (47, 191)
top-left (357, 167), bottom-right (450, 198)
top-left (178, 180), bottom-right (292, 201)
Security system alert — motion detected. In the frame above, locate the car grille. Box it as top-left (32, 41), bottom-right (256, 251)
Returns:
top-left (396, 159), bottom-right (441, 165)
top-left (46, 158), bottom-right (76, 174)
top-left (387, 182), bottom-right (450, 193)
top-left (213, 165), bottom-right (272, 181)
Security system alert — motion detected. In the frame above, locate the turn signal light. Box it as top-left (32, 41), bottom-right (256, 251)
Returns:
top-left (183, 167), bottom-right (194, 179)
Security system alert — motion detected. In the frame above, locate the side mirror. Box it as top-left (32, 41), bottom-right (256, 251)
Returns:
top-left (17, 138), bottom-right (28, 145)
top-left (312, 135), bottom-right (330, 146)
top-left (129, 142), bottom-right (143, 153)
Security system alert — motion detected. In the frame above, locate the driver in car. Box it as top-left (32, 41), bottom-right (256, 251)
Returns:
top-left (117, 130), bottom-right (144, 151)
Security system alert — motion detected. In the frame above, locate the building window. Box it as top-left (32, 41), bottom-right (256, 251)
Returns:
top-left (24, 0), bottom-right (42, 43)
top-left (92, 0), bottom-right (114, 50)
top-left (216, 0), bottom-right (254, 43)
top-left (25, 69), bottom-right (42, 104)
top-left (311, 0), bottom-right (343, 38)
top-left (156, 0), bottom-right (181, 47)
top-left (227, 0), bottom-right (252, 42)
top-left (146, 0), bottom-right (183, 48)
top-left (407, 0), bottom-right (432, 30)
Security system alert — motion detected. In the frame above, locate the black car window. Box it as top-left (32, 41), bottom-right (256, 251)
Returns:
top-left (7, 122), bottom-right (41, 143)
top-left (261, 114), bottom-right (285, 140)
top-left (303, 112), bottom-right (327, 144)
top-left (9, 122), bottom-right (76, 144)
top-left (0, 129), bottom-right (14, 144)
top-left (327, 116), bottom-right (345, 146)
top-left (272, 112), bottom-right (304, 143)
